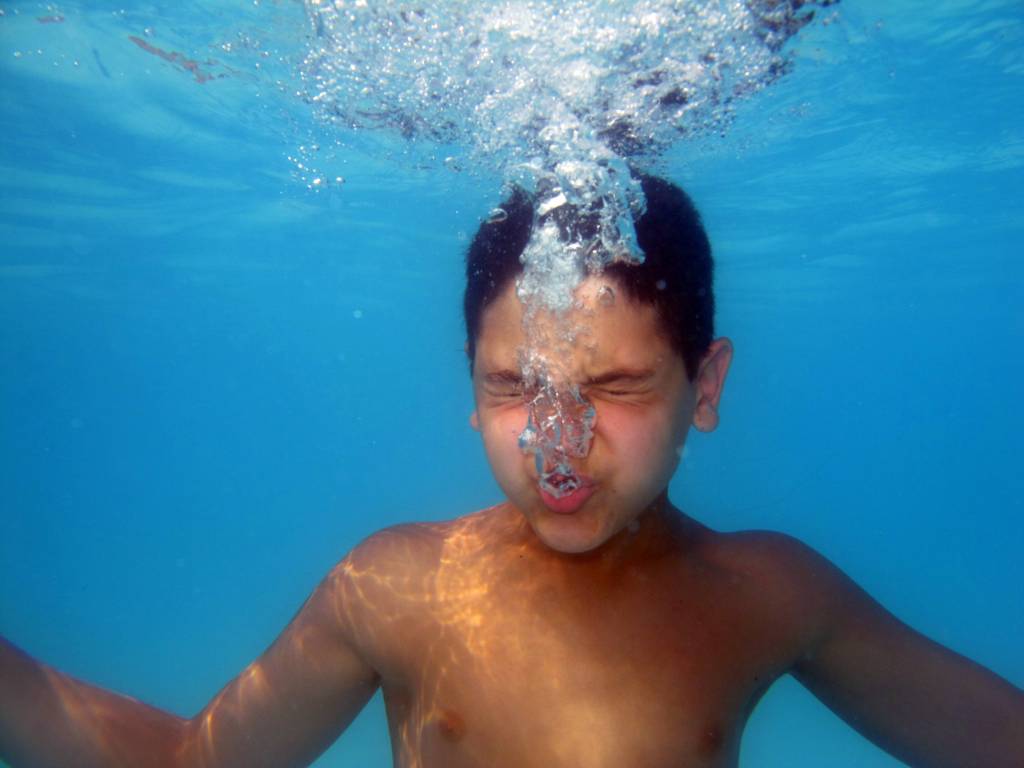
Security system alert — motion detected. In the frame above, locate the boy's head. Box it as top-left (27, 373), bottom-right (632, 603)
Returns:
top-left (464, 173), bottom-right (715, 381)
top-left (464, 175), bottom-right (732, 555)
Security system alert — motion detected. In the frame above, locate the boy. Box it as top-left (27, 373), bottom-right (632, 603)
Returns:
top-left (1, 175), bottom-right (1022, 768)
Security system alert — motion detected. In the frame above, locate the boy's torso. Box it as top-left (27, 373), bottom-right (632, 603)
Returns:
top-left (341, 505), bottom-right (817, 768)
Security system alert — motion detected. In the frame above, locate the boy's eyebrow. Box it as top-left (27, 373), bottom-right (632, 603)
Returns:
top-left (484, 369), bottom-right (523, 384)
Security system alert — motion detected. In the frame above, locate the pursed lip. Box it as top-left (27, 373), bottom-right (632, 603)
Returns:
top-left (538, 476), bottom-right (596, 515)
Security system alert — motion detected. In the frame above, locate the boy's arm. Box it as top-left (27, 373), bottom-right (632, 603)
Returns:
top-left (0, 636), bottom-right (187, 767)
top-left (0, 559), bottom-right (380, 768)
top-left (788, 542), bottom-right (1024, 768)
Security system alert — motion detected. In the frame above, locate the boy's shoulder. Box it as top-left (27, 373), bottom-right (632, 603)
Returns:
top-left (698, 528), bottom-right (853, 652)
top-left (323, 506), bottom-right (524, 669)
top-left (329, 506), bottom-right (513, 601)
top-left (704, 528), bottom-right (830, 576)
top-left (340, 513), bottom-right (842, 614)
top-left (341, 505), bottom-right (509, 570)
top-left (327, 512), bottom-right (848, 677)
top-left (703, 528), bottom-right (843, 603)
top-left (340, 512), bottom-right (838, 594)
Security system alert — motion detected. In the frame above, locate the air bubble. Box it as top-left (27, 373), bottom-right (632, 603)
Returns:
top-left (516, 360), bottom-right (598, 498)
top-left (298, 0), bottom-right (837, 492)
top-left (537, 191), bottom-right (567, 216)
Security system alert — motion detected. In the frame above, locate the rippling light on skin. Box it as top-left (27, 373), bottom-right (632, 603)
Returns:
top-left (332, 512), bottom-right (641, 765)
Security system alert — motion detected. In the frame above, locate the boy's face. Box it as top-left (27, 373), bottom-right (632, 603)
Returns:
top-left (471, 276), bottom-right (732, 555)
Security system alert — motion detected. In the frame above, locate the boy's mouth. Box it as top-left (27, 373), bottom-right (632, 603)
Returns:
top-left (538, 471), bottom-right (595, 515)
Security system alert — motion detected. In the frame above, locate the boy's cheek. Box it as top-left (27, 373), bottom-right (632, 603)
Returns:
top-left (597, 407), bottom-right (683, 469)
top-left (479, 406), bottom-right (530, 452)
top-left (478, 410), bottom-right (539, 502)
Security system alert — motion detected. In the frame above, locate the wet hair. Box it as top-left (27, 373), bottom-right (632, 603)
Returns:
top-left (464, 173), bottom-right (714, 381)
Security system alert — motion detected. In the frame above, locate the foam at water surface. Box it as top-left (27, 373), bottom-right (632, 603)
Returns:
top-left (301, 0), bottom-right (837, 494)
top-left (301, 0), bottom-right (836, 248)
top-left (301, 1), bottom-right (836, 158)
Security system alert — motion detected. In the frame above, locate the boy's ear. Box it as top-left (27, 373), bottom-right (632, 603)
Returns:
top-left (692, 338), bottom-right (733, 433)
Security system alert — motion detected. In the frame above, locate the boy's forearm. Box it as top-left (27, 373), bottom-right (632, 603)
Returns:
top-left (0, 636), bottom-right (188, 768)
top-left (797, 617), bottom-right (1024, 768)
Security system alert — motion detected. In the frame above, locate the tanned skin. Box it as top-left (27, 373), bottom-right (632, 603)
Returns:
top-left (2, 278), bottom-right (1022, 768)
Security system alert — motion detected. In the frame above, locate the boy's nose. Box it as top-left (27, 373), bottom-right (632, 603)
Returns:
top-left (520, 382), bottom-right (596, 464)
top-left (554, 385), bottom-right (596, 458)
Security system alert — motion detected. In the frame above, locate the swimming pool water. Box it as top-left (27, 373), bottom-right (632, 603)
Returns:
top-left (1, 1), bottom-right (1022, 766)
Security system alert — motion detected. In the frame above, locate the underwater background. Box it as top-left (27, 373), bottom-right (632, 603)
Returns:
top-left (1, 1), bottom-right (1022, 765)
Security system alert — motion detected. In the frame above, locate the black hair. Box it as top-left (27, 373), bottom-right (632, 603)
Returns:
top-left (464, 173), bottom-right (714, 381)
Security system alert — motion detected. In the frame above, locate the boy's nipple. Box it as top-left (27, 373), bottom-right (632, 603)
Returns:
top-left (433, 707), bottom-right (466, 742)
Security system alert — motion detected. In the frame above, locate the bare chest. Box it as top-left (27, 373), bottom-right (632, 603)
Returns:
top-left (377, 566), bottom-right (787, 768)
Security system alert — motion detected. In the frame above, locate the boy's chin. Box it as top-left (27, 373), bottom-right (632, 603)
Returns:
top-left (526, 511), bottom-right (616, 555)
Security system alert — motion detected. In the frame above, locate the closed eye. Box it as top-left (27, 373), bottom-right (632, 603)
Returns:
top-left (483, 369), bottom-right (525, 397)
top-left (588, 386), bottom-right (651, 399)
top-left (584, 369), bottom-right (655, 397)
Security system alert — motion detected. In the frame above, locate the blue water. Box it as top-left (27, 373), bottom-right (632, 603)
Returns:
top-left (1, 1), bottom-right (1022, 766)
